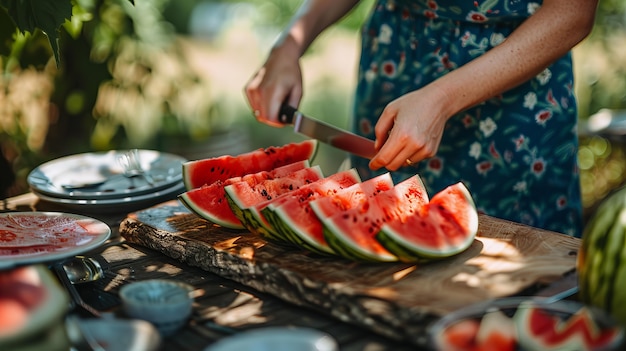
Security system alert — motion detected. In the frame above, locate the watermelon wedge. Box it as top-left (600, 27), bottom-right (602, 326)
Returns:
top-left (309, 173), bottom-right (394, 219)
top-left (260, 169), bottom-right (362, 254)
top-left (182, 140), bottom-right (318, 190)
top-left (225, 166), bottom-right (324, 240)
top-left (321, 175), bottom-right (429, 262)
top-left (514, 301), bottom-right (624, 351)
top-left (178, 160), bottom-right (310, 229)
top-left (376, 182), bottom-right (478, 261)
top-left (265, 173), bottom-right (393, 255)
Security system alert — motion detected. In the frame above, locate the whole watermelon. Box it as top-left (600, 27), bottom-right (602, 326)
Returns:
top-left (578, 186), bottom-right (626, 326)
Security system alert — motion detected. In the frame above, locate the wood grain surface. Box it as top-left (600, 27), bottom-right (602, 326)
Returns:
top-left (119, 200), bottom-right (581, 346)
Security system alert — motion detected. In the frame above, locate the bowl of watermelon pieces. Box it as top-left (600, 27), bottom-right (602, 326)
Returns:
top-left (429, 296), bottom-right (624, 351)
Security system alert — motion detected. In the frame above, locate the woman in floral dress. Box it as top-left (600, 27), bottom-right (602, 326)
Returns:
top-left (245, 0), bottom-right (597, 237)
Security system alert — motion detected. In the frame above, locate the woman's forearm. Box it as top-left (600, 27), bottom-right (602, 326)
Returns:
top-left (273, 0), bottom-right (361, 58)
top-left (432, 0), bottom-right (598, 118)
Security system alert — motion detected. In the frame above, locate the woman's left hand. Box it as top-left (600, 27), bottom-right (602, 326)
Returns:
top-left (369, 86), bottom-right (451, 171)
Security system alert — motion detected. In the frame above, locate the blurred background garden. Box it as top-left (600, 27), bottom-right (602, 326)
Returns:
top-left (1, 0), bottom-right (626, 224)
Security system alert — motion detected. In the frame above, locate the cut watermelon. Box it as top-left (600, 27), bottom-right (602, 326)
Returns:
top-left (309, 173), bottom-right (394, 219)
top-left (260, 169), bottom-right (363, 254)
top-left (182, 140), bottom-right (318, 190)
top-left (376, 182), bottom-right (478, 261)
top-left (436, 309), bottom-right (516, 351)
top-left (225, 166), bottom-right (324, 240)
top-left (321, 175), bottom-right (429, 262)
top-left (515, 301), bottom-right (624, 351)
top-left (178, 160), bottom-right (310, 229)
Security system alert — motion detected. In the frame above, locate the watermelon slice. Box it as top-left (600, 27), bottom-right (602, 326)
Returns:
top-left (260, 169), bottom-right (363, 254)
top-left (225, 166), bottom-right (324, 240)
top-left (515, 301), bottom-right (623, 351)
top-left (178, 160), bottom-right (310, 229)
top-left (321, 175), bottom-right (429, 262)
top-left (436, 309), bottom-right (516, 351)
top-left (376, 182), bottom-right (478, 261)
top-left (309, 173), bottom-right (394, 219)
top-left (182, 140), bottom-right (318, 190)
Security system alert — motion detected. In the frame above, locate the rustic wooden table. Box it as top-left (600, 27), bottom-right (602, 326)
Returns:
top-left (2, 193), bottom-right (424, 351)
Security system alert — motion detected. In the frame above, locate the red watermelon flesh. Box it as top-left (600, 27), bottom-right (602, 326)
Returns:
top-left (376, 182), bottom-right (478, 261)
top-left (321, 175), bottom-right (429, 262)
top-left (515, 301), bottom-right (623, 351)
top-left (309, 173), bottom-right (394, 219)
top-left (178, 160), bottom-right (310, 229)
top-left (182, 140), bottom-right (318, 190)
top-left (261, 169), bottom-right (362, 252)
top-left (224, 166), bottom-right (324, 239)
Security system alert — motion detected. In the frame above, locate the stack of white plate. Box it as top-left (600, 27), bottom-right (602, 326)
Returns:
top-left (27, 150), bottom-right (188, 213)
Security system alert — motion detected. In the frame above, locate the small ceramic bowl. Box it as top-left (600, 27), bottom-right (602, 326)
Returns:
top-left (428, 297), bottom-right (624, 351)
top-left (119, 279), bottom-right (194, 337)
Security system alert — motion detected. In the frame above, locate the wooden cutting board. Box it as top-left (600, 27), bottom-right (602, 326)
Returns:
top-left (119, 200), bottom-right (581, 346)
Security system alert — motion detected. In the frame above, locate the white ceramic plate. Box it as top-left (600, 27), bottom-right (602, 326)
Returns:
top-left (32, 181), bottom-right (185, 214)
top-left (204, 327), bottom-right (338, 351)
top-left (28, 150), bottom-right (186, 200)
top-left (77, 319), bottom-right (161, 351)
top-left (0, 212), bottom-right (111, 269)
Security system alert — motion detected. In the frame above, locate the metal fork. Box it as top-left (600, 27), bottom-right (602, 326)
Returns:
top-left (116, 149), bottom-right (154, 185)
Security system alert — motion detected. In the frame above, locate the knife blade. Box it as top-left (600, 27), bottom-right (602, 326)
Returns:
top-left (279, 104), bottom-right (377, 159)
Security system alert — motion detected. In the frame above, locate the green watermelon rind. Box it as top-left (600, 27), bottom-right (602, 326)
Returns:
top-left (224, 165), bottom-right (324, 241)
top-left (321, 224), bottom-right (397, 262)
top-left (182, 140), bottom-right (318, 190)
top-left (264, 206), bottom-right (334, 255)
top-left (263, 210), bottom-right (322, 253)
top-left (225, 193), bottom-right (283, 242)
top-left (261, 207), bottom-right (307, 247)
top-left (319, 175), bottom-right (431, 263)
top-left (513, 300), bottom-right (624, 351)
top-left (178, 160), bottom-right (312, 230)
top-left (376, 183), bottom-right (478, 261)
top-left (578, 187), bottom-right (626, 327)
top-left (179, 190), bottom-right (243, 229)
top-left (261, 168), bottom-right (362, 254)
top-left (578, 187), bottom-right (626, 325)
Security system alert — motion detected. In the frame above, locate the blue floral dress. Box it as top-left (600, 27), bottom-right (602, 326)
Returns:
top-left (350, 0), bottom-right (582, 236)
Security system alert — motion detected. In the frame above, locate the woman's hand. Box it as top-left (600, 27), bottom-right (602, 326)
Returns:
top-left (245, 0), bottom-right (359, 127)
top-left (369, 86), bottom-right (451, 171)
top-left (245, 40), bottom-right (303, 127)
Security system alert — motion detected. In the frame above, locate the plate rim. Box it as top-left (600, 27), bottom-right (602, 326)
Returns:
top-left (27, 149), bottom-right (186, 200)
top-left (204, 326), bottom-right (338, 351)
top-left (0, 211), bottom-right (111, 269)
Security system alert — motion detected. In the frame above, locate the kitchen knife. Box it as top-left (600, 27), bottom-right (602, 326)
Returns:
top-left (279, 104), bottom-right (377, 159)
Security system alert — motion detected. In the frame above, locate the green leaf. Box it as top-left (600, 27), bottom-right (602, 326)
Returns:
top-left (0, 6), bottom-right (17, 57)
top-left (0, 0), bottom-right (72, 66)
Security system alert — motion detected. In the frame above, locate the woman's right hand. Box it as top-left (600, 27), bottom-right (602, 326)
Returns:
top-left (245, 39), bottom-right (304, 128)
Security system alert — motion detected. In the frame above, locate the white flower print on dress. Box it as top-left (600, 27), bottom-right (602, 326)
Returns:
top-left (523, 92), bottom-right (537, 110)
top-left (479, 117), bottom-right (497, 137)
top-left (513, 181), bottom-right (527, 193)
top-left (490, 33), bottom-right (505, 46)
top-left (469, 142), bottom-right (481, 159)
top-left (527, 3), bottom-right (541, 15)
top-left (537, 68), bottom-right (552, 85)
top-left (365, 63), bottom-right (378, 83)
top-left (378, 24), bottom-right (393, 45)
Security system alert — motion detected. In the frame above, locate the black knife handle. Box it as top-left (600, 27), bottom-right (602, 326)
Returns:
top-left (279, 103), bottom-right (298, 124)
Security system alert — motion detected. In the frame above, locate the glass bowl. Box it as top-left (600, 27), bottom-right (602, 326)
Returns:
top-left (0, 264), bottom-right (70, 351)
top-left (119, 279), bottom-right (194, 337)
top-left (428, 297), bottom-right (624, 351)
